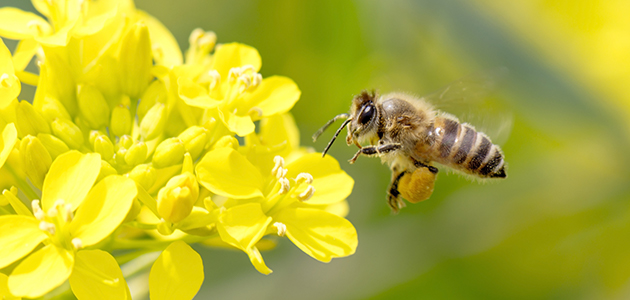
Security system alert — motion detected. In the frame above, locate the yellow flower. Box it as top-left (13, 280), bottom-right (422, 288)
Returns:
top-left (196, 114), bottom-right (356, 274)
top-left (0, 151), bottom-right (137, 298)
top-left (178, 43), bottom-right (301, 136)
top-left (0, 0), bottom-right (119, 47)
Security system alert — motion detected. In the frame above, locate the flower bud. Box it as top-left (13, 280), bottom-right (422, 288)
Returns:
top-left (16, 101), bottom-right (50, 137)
top-left (139, 102), bottom-right (166, 140)
top-left (138, 80), bottom-right (167, 120)
top-left (152, 137), bottom-right (185, 168)
top-left (37, 133), bottom-right (69, 160)
top-left (124, 198), bottom-right (142, 223)
top-left (93, 134), bottom-right (115, 161)
top-left (115, 147), bottom-right (127, 166)
top-left (125, 141), bottom-right (148, 166)
top-left (211, 135), bottom-right (239, 150)
top-left (118, 22), bottom-right (153, 99)
top-left (110, 104), bottom-right (132, 136)
top-left (118, 135), bottom-right (133, 150)
top-left (51, 118), bottom-right (85, 149)
top-left (157, 172), bottom-right (199, 223)
top-left (97, 160), bottom-right (118, 182)
top-left (78, 84), bottom-right (110, 129)
top-left (35, 96), bottom-right (71, 122)
top-left (127, 163), bottom-right (156, 191)
top-left (42, 54), bottom-right (78, 116)
top-left (20, 135), bottom-right (52, 189)
top-left (178, 126), bottom-right (208, 159)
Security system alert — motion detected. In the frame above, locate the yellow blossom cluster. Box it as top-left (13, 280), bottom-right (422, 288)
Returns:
top-left (0, 1), bottom-right (357, 299)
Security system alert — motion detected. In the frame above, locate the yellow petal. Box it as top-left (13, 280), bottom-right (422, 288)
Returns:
top-left (217, 203), bottom-right (272, 250)
top-left (0, 273), bottom-right (19, 300)
top-left (259, 113), bottom-right (300, 157)
top-left (9, 244), bottom-right (74, 298)
top-left (178, 76), bottom-right (221, 109)
top-left (70, 176), bottom-right (137, 247)
top-left (0, 39), bottom-right (20, 108)
top-left (137, 10), bottom-right (183, 68)
top-left (239, 76), bottom-right (301, 117)
top-left (69, 250), bottom-right (130, 300)
top-left (273, 207), bottom-right (358, 262)
top-left (222, 111), bottom-right (255, 137)
top-left (149, 241), bottom-right (204, 300)
top-left (42, 151), bottom-right (101, 212)
top-left (0, 123), bottom-right (17, 169)
top-left (0, 7), bottom-right (52, 40)
top-left (286, 153), bottom-right (354, 205)
top-left (73, 0), bottom-right (119, 37)
top-left (0, 215), bottom-right (47, 268)
top-left (245, 246), bottom-right (272, 275)
top-left (210, 43), bottom-right (261, 80)
top-left (35, 20), bottom-right (77, 47)
top-left (12, 38), bottom-right (38, 71)
top-left (196, 147), bottom-right (264, 199)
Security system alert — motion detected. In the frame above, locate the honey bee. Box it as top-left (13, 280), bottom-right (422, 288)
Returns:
top-left (313, 72), bottom-right (509, 212)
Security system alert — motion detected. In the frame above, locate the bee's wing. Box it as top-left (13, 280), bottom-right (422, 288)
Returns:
top-left (420, 67), bottom-right (513, 145)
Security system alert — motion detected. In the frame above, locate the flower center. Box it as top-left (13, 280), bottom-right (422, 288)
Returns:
top-left (32, 199), bottom-right (79, 250)
top-left (263, 156), bottom-right (316, 215)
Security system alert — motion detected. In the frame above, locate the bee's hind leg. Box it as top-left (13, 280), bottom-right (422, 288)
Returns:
top-left (349, 143), bottom-right (401, 164)
top-left (387, 170), bottom-right (407, 213)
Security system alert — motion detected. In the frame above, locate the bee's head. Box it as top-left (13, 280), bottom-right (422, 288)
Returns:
top-left (312, 90), bottom-right (379, 157)
top-left (347, 90), bottom-right (379, 145)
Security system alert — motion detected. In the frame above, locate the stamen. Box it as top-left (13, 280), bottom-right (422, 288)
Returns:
top-left (275, 167), bottom-right (287, 179)
top-left (206, 70), bottom-right (221, 90)
top-left (0, 73), bottom-right (10, 88)
top-left (27, 21), bottom-right (45, 35)
top-left (296, 173), bottom-right (313, 185)
top-left (189, 28), bottom-right (205, 45)
top-left (274, 222), bottom-right (287, 237)
top-left (39, 221), bottom-right (56, 235)
top-left (63, 203), bottom-right (74, 222)
top-left (72, 238), bottom-right (83, 250)
top-left (248, 107), bottom-right (263, 118)
top-left (237, 75), bottom-right (251, 94)
top-left (31, 200), bottom-right (45, 220)
top-left (278, 178), bottom-right (290, 195)
top-left (47, 206), bottom-right (58, 218)
top-left (251, 73), bottom-right (262, 88)
top-left (240, 65), bottom-right (256, 73)
top-left (152, 44), bottom-right (164, 62)
top-left (297, 185), bottom-right (316, 201)
top-left (228, 67), bottom-right (241, 83)
top-left (271, 156), bottom-right (285, 176)
top-left (198, 32), bottom-right (217, 49)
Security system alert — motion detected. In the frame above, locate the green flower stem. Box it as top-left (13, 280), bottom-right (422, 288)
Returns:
top-left (125, 221), bottom-right (158, 230)
top-left (112, 234), bottom-right (213, 251)
top-left (135, 183), bottom-right (159, 217)
top-left (5, 163), bottom-right (40, 200)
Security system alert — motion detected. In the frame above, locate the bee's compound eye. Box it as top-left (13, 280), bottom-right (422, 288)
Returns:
top-left (358, 104), bottom-right (375, 125)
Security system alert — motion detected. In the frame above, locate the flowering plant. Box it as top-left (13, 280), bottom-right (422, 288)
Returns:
top-left (0, 1), bottom-right (357, 299)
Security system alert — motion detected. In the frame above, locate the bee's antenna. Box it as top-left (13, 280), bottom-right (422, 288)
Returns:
top-left (312, 113), bottom-right (350, 142)
top-left (321, 117), bottom-right (352, 157)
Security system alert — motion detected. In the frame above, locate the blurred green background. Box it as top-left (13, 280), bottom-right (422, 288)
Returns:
top-left (8, 0), bottom-right (630, 299)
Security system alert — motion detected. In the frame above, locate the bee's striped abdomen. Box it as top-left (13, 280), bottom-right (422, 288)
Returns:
top-left (431, 117), bottom-right (506, 178)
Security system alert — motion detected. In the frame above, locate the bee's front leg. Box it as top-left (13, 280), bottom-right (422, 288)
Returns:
top-left (349, 143), bottom-right (401, 164)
